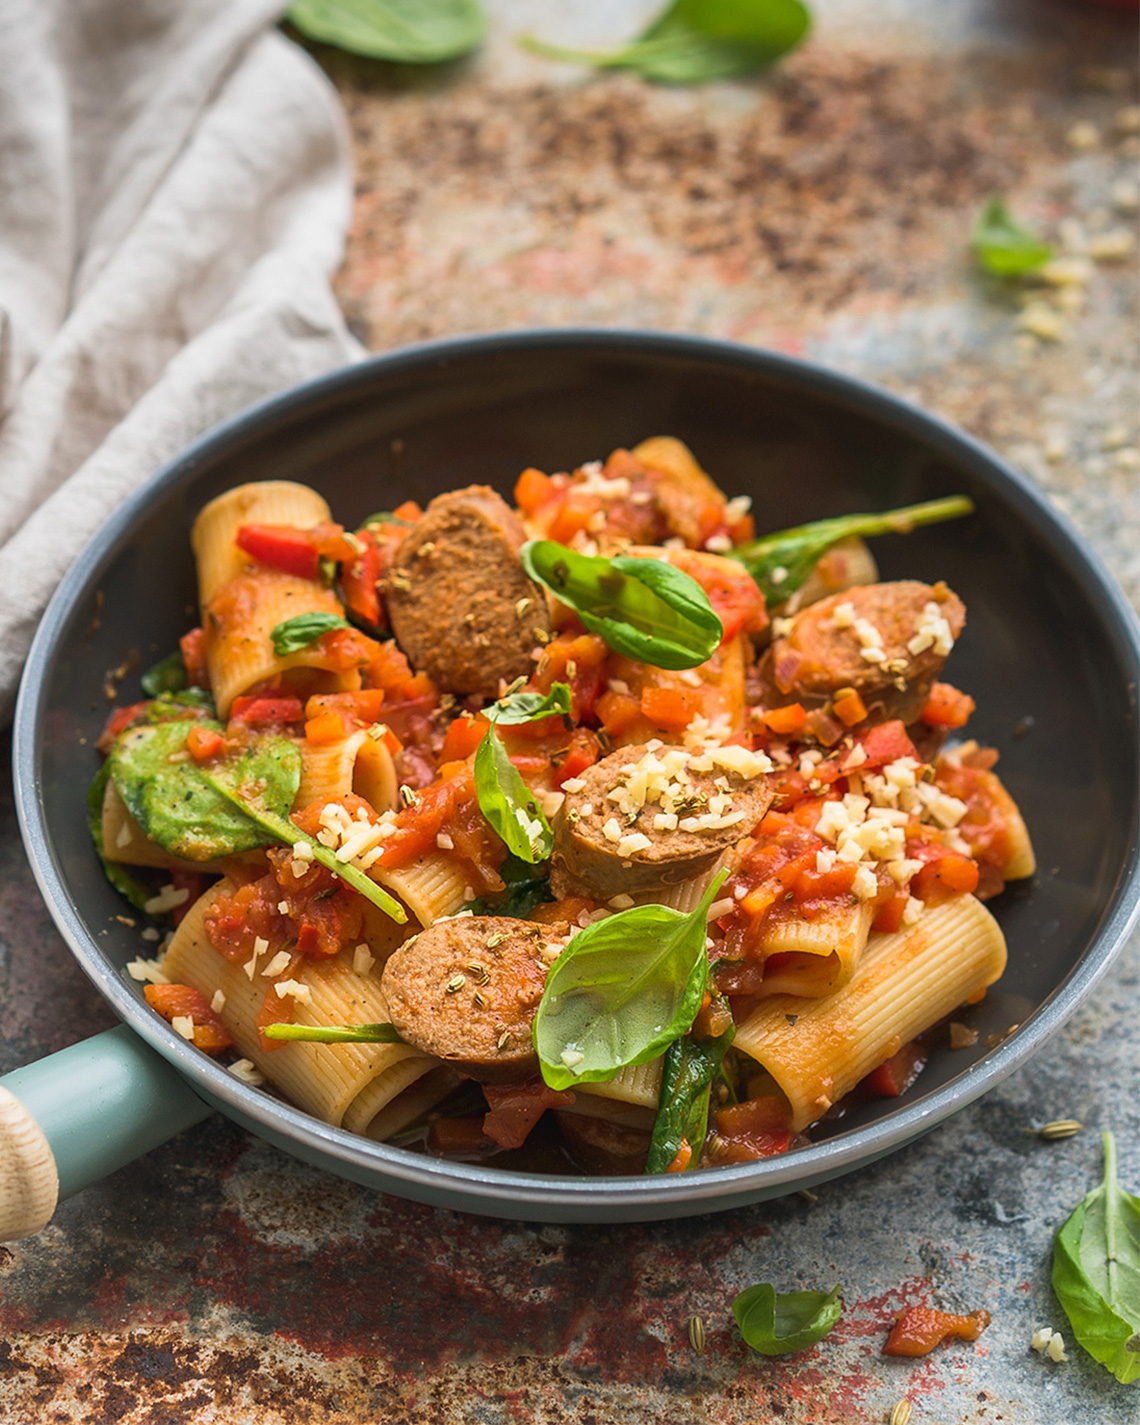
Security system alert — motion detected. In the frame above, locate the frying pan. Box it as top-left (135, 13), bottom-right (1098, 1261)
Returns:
top-left (6, 329), bottom-right (1139, 1231)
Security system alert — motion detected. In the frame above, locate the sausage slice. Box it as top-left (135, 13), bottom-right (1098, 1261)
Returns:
top-left (760, 580), bottom-right (966, 725)
top-left (551, 742), bottom-right (773, 900)
top-left (386, 486), bottom-right (551, 698)
top-left (380, 915), bottom-right (558, 1082)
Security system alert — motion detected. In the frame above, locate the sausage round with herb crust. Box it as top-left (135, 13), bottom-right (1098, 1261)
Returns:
top-left (550, 741), bottom-right (774, 901)
top-left (760, 580), bottom-right (966, 725)
top-left (385, 486), bottom-right (551, 699)
top-left (379, 915), bottom-right (558, 1082)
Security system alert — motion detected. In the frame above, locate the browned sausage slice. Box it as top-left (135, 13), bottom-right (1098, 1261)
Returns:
top-left (380, 915), bottom-right (558, 1082)
top-left (550, 742), bottom-right (773, 901)
top-left (760, 580), bottom-right (966, 725)
top-left (386, 486), bottom-right (551, 699)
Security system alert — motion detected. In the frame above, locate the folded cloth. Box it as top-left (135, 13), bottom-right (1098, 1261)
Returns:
top-left (0, 0), bottom-right (363, 722)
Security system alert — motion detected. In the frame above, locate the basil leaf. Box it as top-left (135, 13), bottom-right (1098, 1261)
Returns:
top-left (521, 0), bottom-right (810, 85)
top-left (730, 495), bottom-right (974, 605)
top-left (484, 681), bottom-right (573, 727)
top-left (86, 761), bottom-right (156, 913)
top-left (270, 611), bottom-right (351, 656)
top-left (360, 511), bottom-right (413, 528)
top-left (263, 1022), bottom-right (405, 1044)
top-left (286, 0), bottom-right (486, 63)
top-left (110, 720), bottom-right (301, 861)
top-left (467, 854), bottom-right (553, 917)
top-left (474, 729), bottom-right (553, 864)
top-left (1052, 1131), bottom-right (1140, 1384)
top-left (646, 1019), bottom-right (735, 1174)
top-left (150, 687), bottom-right (216, 718)
top-left (734, 1282), bottom-right (842, 1355)
top-left (534, 868), bottom-right (728, 1091)
top-left (972, 197), bottom-right (1053, 278)
top-left (140, 650), bottom-right (188, 697)
top-left (521, 541), bottom-right (722, 670)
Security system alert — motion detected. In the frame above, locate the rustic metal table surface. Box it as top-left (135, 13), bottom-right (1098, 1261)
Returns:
top-left (2, 2), bottom-right (1137, 1421)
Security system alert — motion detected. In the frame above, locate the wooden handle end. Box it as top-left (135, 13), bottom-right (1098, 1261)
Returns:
top-left (0, 1086), bottom-right (59, 1240)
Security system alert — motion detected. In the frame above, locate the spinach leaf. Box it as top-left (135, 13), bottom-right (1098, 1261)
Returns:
top-left (287, 0), bottom-right (485, 63)
top-left (474, 729), bottom-right (553, 864)
top-left (263, 1022), bottom-right (405, 1044)
top-left (110, 720), bottom-right (301, 861)
top-left (140, 650), bottom-right (188, 697)
top-left (484, 681), bottom-right (573, 727)
top-left (86, 761), bottom-right (156, 913)
top-left (467, 854), bottom-right (553, 917)
top-left (521, 0), bottom-right (810, 85)
top-left (149, 687), bottom-right (216, 718)
top-left (733, 1282), bottom-right (842, 1355)
top-left (646, 1018), bottom-right (735, 1174)
top-left (1052, 1130), bottom-right (1140, 1385)
top-left (729, 495), bottom-right (974, 605)
top-left (972, 197), bottom-right (1053, 278)
top-left (521, 540), bottom-right (722, 670)
top-left (534, 869), bottom-right (728, 1091)
top-left (271, 611), bottom-right (351, 656)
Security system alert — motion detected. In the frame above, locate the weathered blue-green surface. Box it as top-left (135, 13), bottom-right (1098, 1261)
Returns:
top-left (1, 0), bottom-right (1137, 1418)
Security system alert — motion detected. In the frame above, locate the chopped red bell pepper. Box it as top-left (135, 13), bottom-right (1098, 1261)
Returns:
top-left (235, 524), bottom-right (322, 581)
top-left (144, 983), bottom-right (233, 1054)
top-left (865, 1040), bottom-right (927, 1097)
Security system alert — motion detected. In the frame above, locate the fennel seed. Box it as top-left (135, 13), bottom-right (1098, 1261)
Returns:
top-left (889, 1402), bottom-right (913, 1425)
top-left (1029, 1119), bottom-right (1083, 1140)
top-left (496, 1030), bottom-right (512, 1049)
top-left (445, 974), bottom-right (466, 994)
top-left (687, 1314), bottom-right (706, 1353)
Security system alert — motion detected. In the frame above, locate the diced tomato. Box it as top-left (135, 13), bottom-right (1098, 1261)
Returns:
top-left (680, 555), bottom-right (768, 642)
top-left (921, 682), bottom-right (976, 729)
top-left (304, 711), bottom-right (347, 744)
top-left (440, 713), bottom-right (490, 763)
top-left (547, 487), bottom-right (601, 544)
top-left (640, 685), bottom-right (699, 732)
top-left (254, 959), bottom-right (300, 1053)
top-left (910, 848), bottom-right (980, 903)
top-left (596, 689), bottom-right (644, 740)
top-left (97, 700), bottom-right (151, 753)
top-left (318, 626), bottom-right (381, 674)
top-left (666, 1139), bottom-right (694, 1173)
top-left (304, 690), bottom-right (387, 727)
top-left (228, 695), bottom-right (305, 728)
top-left (482, 1080), bottom-right (576, 1150)
top-left (865, 1040), bottom-right (927, 1098)
top-left (186, 725), bottom-right (225, 763)
top-left (859, 720), bottom-right (919, 768)
top-left (883, 1306), bottom-right (990, 1358)
top-left (534, 632), bottom-right (608, 723)
top-left (339, 531), bottom-right (386, 632)
top-left (760, 703), bottom-right (808, 736)
top-left (872, 887), bottom-right (910, 934)
top-left (554, 728), bottom-right (601, 786)
top-left (180, 627), bottom-right (210, 688)
top-left (144, 983), bottom-right (233, 1055)
top-left (708, 1095), bottom-right (792, 1163)
top-left (832, 689), bottom-right (868, 727)
top-left (514, 466), bottom-right (555, 516)
top-left (235, 524), bottom-right (322, 581)
top-left (427, 1118), bottom-right (495, 1158)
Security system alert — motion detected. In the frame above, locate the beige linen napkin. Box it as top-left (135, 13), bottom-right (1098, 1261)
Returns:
top-left (0, 0), bottom-right (364, 721)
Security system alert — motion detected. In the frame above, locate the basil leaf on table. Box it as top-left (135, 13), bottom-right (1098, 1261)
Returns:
top-left (286, 0), bottom-right (486, 63)
top-left (140, 649), bottom-right (188, 697)
top-left (474, 729), bottom-right (553, 864)
top-left (484, 681), bottom-right (573, 727)
top-left (271, 611), bottom-right (351, 656)
top-left (107, 720), bottom-right (406, 921)
top-left (972, 197), bottom-right (1053, 278)
top-left (521, 0), bottom-right (810, 85)
top-left (1052, 1130), bottom-right (1140, 1385)
top-left (467, 854), bottom-right (552, 917)
top-left (534, 869), bottom-right (728, 1091)
top-left (263, 1022), bottom-right (405, 1044)
top-left (733, 1282), bottom-right (842, 1356)
top-left (729, 495), bottom-right (974, 605)
top-left (86, 761), bottom-right (156, 913)
top-left (645, 1018), bottom-right (735, 1174)
top-left (521, 540), bottom-right (722, 670)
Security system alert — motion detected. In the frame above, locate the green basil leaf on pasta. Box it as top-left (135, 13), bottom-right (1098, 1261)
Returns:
top-left (733, 1282), bottom-right (843, 1356)
top-left (729, 495), bottom-right (974, 605)
top-left (286, 0), bottom-right (486, 64)
top-left (263, 1022), bottom-right (405, 1044)
top-left (467, 855), bottom-right (553, 917)
top-left (521, 0), bottom-right (810, 85)
top-left (972, 197), bottom-right (1053, 277)
top-left (474, 729), bottom-right (553, 864)
top-left (270, 611), bottom-right (351, 656)
top-left (140, 649), bottom-right (188, 697)
top-left (86, 761), bottom-right (157, 913)
top-left (1052, 1131), bottom-right (1140, 1384)
top-left (484, 681), bottom-right (573, 727)
top-left (645, 1017), bottom-right (735, 1174)
top-left (534, 868), bottom-right (728, 1091)
top-left (521, 540), bottom-right (722, 670)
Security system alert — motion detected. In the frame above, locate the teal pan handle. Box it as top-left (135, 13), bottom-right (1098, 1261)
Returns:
top-left (0, 1026), bottom-right (213, 1239)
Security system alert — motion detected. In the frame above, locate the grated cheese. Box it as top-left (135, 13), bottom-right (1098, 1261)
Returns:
top-left (171, 1015), bottom-right (195, 1041)
top-left (126, 957), bottom-right (169, 985)
top-left (229, 1058), bottom-right (265, 1087)
top-left (261, 950), bottom-right (292, 978)
top-left (274, 978), bottom-right (313, 1005)
top-left (211, 990), bottom-right (226, 1014)
top-left (143, 884), bottom-right (190, 916)
top-left (353, 944), bottom-right (375, 974)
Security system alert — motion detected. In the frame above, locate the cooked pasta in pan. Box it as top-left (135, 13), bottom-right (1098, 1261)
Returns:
top-left (91, 438), bottom-right (1033, 1175)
